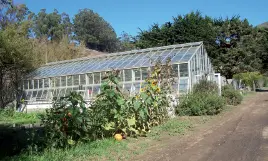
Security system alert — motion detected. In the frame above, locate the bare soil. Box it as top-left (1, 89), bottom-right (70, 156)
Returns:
top-left (134, 92), bottom-right (268, 161)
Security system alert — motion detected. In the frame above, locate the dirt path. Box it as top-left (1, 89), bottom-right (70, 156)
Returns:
top-left (135, 92), bottom-right (268, 161)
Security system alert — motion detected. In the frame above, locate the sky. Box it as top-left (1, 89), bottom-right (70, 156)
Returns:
top-left (17, 0), bottom-right (268, 36)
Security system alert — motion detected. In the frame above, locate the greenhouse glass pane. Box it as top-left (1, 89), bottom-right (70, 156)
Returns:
top-left (94, 73), bottom-right (101, 84)
top-left (67, 76), bottom-right (72, 86)
top-left (124, 69), bottom-right (132, 82)
top-left (87, 86), bottom-right (93, 97)
top-left (61, 76), bottom-right (66, 87)
top-left (59, 89), bottom-right (66, 97)
top-left (133, 83), bottom-right (140, 93)
top-left (23, 80), bottom-right (28, 89)
top-left (55, 77), bottom-right (60, 87)
top-left (123, 83), bottom-right (132, 92)
top-left (92, 85), bottom-right (100, 97)
top-left (161, 49), bottom-right (177, 63)
top-left (134, 69), bottom-right (141, 81)
top-left (29, 80), bottom-right (33, 89)
top-left (179, 79), bottom-right (188, 93)
top-left (39, 79), bottom-right (43, 88)
top-left (80, 74), bottom-right (86, 85)
top-left (87, 73), bottom-right (93, 84)
top-left (42, 90), bottom-right (48, 99)
top-left (180, 46), bottom-right (199, 61)
top-left (66, 88), bottom-right (72, 96)
top-left (73, 75), bottom-right (79, 86)
top-left (171, 48), bottom-right (188, 63)
top-left (53, 89), bottom-right (59, 98)
top-left (34, 80), bottom-right (38, 89)
top-left (32, 91), bottom-right (38, 97)
top-left (26, 91), bottom-right (32, 100)
top-left (142, 51), bottom-right (161, 66)
top-left (118, 54), bottom-right (137, 68)
top-left (123, 54), bottom-right (141, 68)
top-left (131, 52), bottom-right (151, 67)
top-left (36, 90), bottom-right (42, 98)
top-left (109, 55), bottom-right (127, 69)
top-left (141, 68), bottom-right (148, 80)
top-left (179, 63), bottom-right (189, 77)
top-left (44, 78), bottom-right (49, 88)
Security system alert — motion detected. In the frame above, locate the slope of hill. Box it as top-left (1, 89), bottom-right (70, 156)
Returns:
top-left (257, 22), bottom-right (268, 28)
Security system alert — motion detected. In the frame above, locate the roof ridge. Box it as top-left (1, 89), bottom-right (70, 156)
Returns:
top-left (44, 41), bottom-right (203, 66)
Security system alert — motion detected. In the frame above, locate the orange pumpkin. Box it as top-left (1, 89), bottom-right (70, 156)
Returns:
top-left (114, 134), bottom-right (123, 141)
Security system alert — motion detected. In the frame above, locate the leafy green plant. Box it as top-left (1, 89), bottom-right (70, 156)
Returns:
top-left (130, 60), bottom-right (174, 135)
top-left (176, 80), bottom-right (225, 116)
top-left (233, 72), bottom-right (263, 90)
top-left (222, 85), bottom-right (242, 105)
top-left (193, 79), bottom-right (219, 94)
top-left (89, 71), bottom-right (135, 138)
top-left (40, 92), bottom-right (92, 148)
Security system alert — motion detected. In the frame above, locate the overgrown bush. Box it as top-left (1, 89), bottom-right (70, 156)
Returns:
top-left (89, 71), bottom-right (135, 138)
top-left (222, 85), bottom-right (242, 106)
top-left (176, 80), bottom-right (225, 116)
top-left (176, 93), bottom-right (225, 116)
top-left (193, 79), bottom-right (219, 94)
top-left (40, 92), bottom-right (92, 148)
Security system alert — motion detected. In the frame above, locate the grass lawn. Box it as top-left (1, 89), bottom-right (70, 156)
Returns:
top-left (0, 111), bottom-right (42, 125)
top-left (4, 117), bottom-right (203, 161)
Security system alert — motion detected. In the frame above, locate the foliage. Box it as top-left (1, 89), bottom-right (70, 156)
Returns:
top-left (221, 85), bottom-right (242, 106)
top-left (0, 109), bottom-right (41, 124)
top-left (136, 12), bottom-right (268, 79)
top-left (177, 92), bottom-right (225, 116)
top-left (192, 79), bottom-right (219, 94)
top-left (33, 9), bottom-right (72, 41)
top-left (176, 80), bottom-right (225, 116)
top-left (0, 1), bottom-right (32, 30)
top-left (73, 9), bottom-right (118, 52)
top-left (0, 25), bottom-right (36, 108)
top-left (117, 31), bottom-right (137, 51)
top-left (233, 72), bottom-right (263, 90)
top-left (40, 92), bottom-right (92, 148)
top-left (130, 60), bottom-right (174, 135)
top-left (32, 36), bottom-right (85, 64)
top-left (89, 71), bottom-right (135, 138)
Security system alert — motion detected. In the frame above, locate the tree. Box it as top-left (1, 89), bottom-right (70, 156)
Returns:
top-left (135, 12), bottom-right (266, 79)
top-left (117, 31), bottom-right (136, 51)
top-left (33, 9), bottom-right (72, 41)
top-left (0, 25), bottom-right (36, 108)
top-left (136, 11), bottom-right (216, 49)
top-left (0, 0), bottom-right (32, 30)
top-left (73, 9), bottom-right (118, 52)
top-left (210, 17), bottom-right (263, 78)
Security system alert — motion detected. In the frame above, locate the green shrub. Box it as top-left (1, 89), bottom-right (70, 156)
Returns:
top-left (222, 85), bottom-right (242, 106)
top-left (176, 79), bottom-right (225, 116)
top-left (40, 92), bottom-right (92, 149)
top-left (176, 92), bottom-right (225, 116)
top-left (193, 79), bottom-right (219, 95)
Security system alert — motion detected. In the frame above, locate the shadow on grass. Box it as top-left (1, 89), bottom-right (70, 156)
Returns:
top-left (0, 124), bottom-right (45, 160)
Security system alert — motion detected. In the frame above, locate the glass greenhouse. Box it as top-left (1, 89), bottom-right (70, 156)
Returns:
top-left (22, 42), bottom-right (216, 104)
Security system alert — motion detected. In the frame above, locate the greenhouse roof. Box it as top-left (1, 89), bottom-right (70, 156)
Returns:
top-left (29, 42), bottom-right (203, 79)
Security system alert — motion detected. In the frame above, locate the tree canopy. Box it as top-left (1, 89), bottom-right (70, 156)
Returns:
top-left (73, 9), bottom-right (118, 52)
top-left (33, 9), bottom-right (72, 41)
top-left (135, 12), bottom-right (268, 79)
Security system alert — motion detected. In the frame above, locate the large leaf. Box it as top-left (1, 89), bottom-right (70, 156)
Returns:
top-left (133, 101), bottom-right (141, 110)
